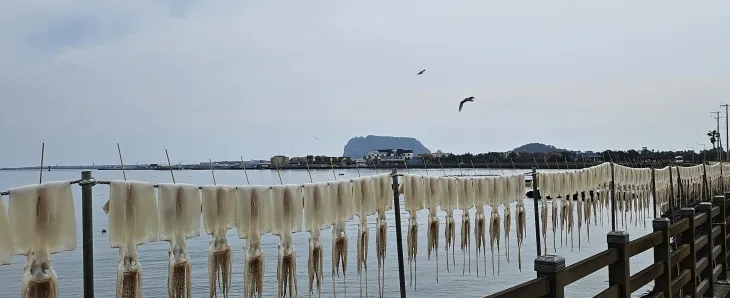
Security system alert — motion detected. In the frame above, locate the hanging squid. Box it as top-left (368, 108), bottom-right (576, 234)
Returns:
top-left (0, 194), bottom-right (11, 266)
top-left (402, 174), bottom-right (423, 290)
top-left (514, 174), bottom-right (527, 271)
top-left (550, 174), bottom-right (558, 252)
top-left (271, 184), bottom-right (304, 298)
top-left (329, 180), bottom-right (355, 297)
top-left (458, 177), bottom-right (473, 275)
top-left (443, 178), bottom-right (458, 273)
top-left (488, 191), bottom-right (501, 276)
top-left (501, 177), bottom-right (512, 264)
top-left (201, 185), bottom-right (236, 298)
top-left (353, 176), bottom-right (377, 298)
top-left (107, 181), bottom-right (159, 298)
top-left (567, 175), bottom-right (575, 252)
top-left (158, 183), bottom-right (201, 298)
top-left (303, 183), bottom-right (330, 298)
top-left (236, 185), bottom-right (273, 298)
top-left (574, 172), bottom-right (583, 251)
top-left (425, 177), bottom-right (441, 282)
top-left (375, 174), bottom-right (392, 298)
top-left (474, 177), bottom-right (488, 277)
top-left (9, 182), bottom-right (76, 298)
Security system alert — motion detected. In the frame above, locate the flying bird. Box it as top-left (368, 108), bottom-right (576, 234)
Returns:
top-left (459, 96), bottom-right (476, 112)
top-left (417, 69), bottom-right (425, 75)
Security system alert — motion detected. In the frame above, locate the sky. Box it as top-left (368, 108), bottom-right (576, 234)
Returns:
top-left (2, 1), bottom-right (730, 167)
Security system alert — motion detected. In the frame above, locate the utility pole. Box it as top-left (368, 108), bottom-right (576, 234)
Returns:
top-left (720, 104), bottom-right (730, 160)
top-left (713, 111), bottom-right (722, 161)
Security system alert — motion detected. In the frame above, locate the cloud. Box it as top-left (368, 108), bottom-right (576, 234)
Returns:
top-left (1, 1), bottom-right (729, 166)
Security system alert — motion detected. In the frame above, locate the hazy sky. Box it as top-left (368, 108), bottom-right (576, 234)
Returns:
top-left (2, 1), bottom-right (730, 167)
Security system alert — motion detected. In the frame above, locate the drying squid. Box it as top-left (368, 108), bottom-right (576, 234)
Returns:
top-left (0, 196), bottom-right (11, 266)
top-left (201, 185), bottom-right (236, 298)
top-left (443, 177), bottom-right (458, 273)
top-left (329, 180), bottom-right (355, 297)
top-left (271, 185), bottom-right (304, 298)
top-left (501, 177), bottom-right (512, 264)
top-left (539, 176), bottom-right (548, 255)
top-left (375, 174), bottom-right (392, 298)
top-left (550, 174), bottom-right (558, 252)
top-left (107, 181), bottom-right (159, 298)
top-left (402, 174), bottom-right (423, 289)
top-left (303, 183), bottom-right (330, 298)
top-left (473, 177), bottom-right (489, 277)
top-left (353, 176), bottom-right (376, 297)
top-left (458, 177), bottom-right (473, 275)
top-left (158, 183), bottom-right (201, 298)
top-left (514, 174), bottom-right (527, 271)
top-left (9, 182), bottom-right (76, 298)
top-left (425, 177), bottom-right (441, 282)
top-left (236, 185), bottom-right (273, 298)
top-left (488, 195), bottom-right (501, 276)
top-left (573, 172), bottom-right (583, 251)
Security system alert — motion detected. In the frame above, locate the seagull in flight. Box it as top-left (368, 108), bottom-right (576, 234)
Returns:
top-left (417, 69), bottom-right (425, 75)
top-left (459, 96), bottom-right (476, 112)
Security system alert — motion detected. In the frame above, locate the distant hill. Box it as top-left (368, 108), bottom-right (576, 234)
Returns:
top-left (512, 143), bottom-right (567, 153)
top-left (343, 135), bottom-right (431, 158)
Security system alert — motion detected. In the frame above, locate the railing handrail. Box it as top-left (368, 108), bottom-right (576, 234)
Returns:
top-left (484, 191), bottom-right (730, 298)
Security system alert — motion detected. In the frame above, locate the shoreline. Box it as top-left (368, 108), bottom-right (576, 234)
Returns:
top-left (3, 161), bottom-right (689, 171)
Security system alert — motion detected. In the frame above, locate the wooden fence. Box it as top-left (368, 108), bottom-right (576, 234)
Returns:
top-left (486, 193), bottom-right (730, 298)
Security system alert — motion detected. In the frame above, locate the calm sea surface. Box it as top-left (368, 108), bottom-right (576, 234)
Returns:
top-left (0, 168), bottom-right (654, 297)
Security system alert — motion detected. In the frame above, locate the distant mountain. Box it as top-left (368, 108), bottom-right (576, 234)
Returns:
top-left (512, 143), bottom-right (567, 153)
top-left (343, 135), bottom-right (431, 158)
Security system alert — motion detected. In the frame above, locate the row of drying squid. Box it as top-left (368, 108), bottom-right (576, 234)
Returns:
top-left (2, 162), bottom-right (730, 298)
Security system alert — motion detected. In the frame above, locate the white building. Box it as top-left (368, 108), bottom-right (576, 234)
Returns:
top-left (367, 149), bottom-right (414, 163)
top-left (431, 150), bottom-right (451, 158)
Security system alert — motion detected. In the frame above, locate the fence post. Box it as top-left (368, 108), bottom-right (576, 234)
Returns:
top-left (651, 168), bottom-right (657, 218)
top-left (535, 255), bottom-right (565, 298)
top-left (652, 218), bottom-right (672, 297)
top-left (607, 231), bottom-right (631, 297)
top-left (697, 202), bottom-right (715, 296)
top-left (81, 170), bottom-right (94, 298)
top-left (532, 167), bottom-right (542, 256)
top-left (669, 167), bottom-right (675, 219)
top-left (390, 168), bottom-right (407, 298)
top-left (679, 207), bottom-right (697, 296)
top-left (713, 195), bottom-right (729, 284)
top-left (611, 162), bottom-right (617, 231)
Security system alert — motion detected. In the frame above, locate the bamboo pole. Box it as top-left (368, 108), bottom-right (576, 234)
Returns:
top-left (165, 149), bottom-right (175, 183)
top-left (240, 157), bottom-right (251, 185)
top-left (304, 154), bottom-right (313, 183)
top-left (209, 159), bottom-right (217, 185)
top-left (39, 142), bottom-right (45, 183)
top-left (274, 160), bottom-right (284, 185)
top-left (117, 143), bottom-right (127, 181)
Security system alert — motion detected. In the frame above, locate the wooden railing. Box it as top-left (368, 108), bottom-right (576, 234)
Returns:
top-left (485, 192), bottom-right (730, 298)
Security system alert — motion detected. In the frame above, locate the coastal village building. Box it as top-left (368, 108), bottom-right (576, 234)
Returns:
top-left (367, 149), bottom-right (414, 163)
top-left (576, 151), bottom-right (602, 161)
top-left (431, 150), bottom-right (451, 158)
top-left (270, 155), bottom-right (290, 166)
